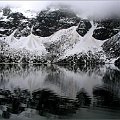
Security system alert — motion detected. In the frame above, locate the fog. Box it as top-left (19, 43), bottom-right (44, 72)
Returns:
top-left (0, 1), bottom-right (120, 18)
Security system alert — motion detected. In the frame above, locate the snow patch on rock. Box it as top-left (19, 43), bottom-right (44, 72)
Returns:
top-left (61, 21), bottom-right (105, 59)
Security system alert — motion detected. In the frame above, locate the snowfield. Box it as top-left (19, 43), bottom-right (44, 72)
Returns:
top-left (61, 21), bottom-right (105, 58)
top-left (10, 34), bottom-right (47, 55)
top-left (0, 20), bottom-right (118, 64)
top-left (5, 25), bottom-right (82, 57)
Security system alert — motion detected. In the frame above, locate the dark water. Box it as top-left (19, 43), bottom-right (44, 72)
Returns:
top-left (0, 64), bottom-right (120, 119)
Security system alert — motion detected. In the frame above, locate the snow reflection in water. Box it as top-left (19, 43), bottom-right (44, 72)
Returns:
top-left (0, 64), bottom-right (120, 119)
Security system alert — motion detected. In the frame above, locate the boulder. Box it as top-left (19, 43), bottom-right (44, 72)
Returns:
top-left (93, 27), bottom-right (118, 40)
top-left (76, 19), bottom-right (92, 36)
top-left (93, 18), bottom-right (120, 40)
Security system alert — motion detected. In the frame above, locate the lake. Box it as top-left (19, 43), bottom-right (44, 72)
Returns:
top-left (0, 64), bottom-right (120, 119)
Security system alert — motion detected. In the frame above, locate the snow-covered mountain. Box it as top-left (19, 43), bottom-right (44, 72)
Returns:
top-left (0, 7), bottom-right (120, 66)
top-left (8, 33), bottom-right (47, 56)
top-left (62, 21), bottom-right (103, 57)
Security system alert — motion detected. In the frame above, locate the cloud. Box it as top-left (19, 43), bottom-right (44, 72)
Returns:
top-left (52, 1), bottom-right (120, 18)
top-left (0, 1), bottom-right (120, 18)
top-left (0, 1), bottom-right (51, 10)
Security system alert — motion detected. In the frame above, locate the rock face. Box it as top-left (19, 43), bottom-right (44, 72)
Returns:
top-left (76, 19), bottom-right (92, 36)
top-left (0, 12), bottom-right (28, 37)
top-left (102, 33), bottom-right (120, 58)
top-left (0, 8), bottom-right (80, 38)
top-left (1, 7), bottom-right (120, 65)
top-left (32, 9), bottom-right (80, 37)
top-left (93, 18), bottom-right (120, 40)
top-left (7, 12), bottom-right (30, 38)
top-left (93, 28), bottom-right (118, 40)
top-left (7, 12), bottom-right (26, 20)
top-left (0, 21), bottom-right (13, 36)
top-left (14, 20), bottom-right (34, 38)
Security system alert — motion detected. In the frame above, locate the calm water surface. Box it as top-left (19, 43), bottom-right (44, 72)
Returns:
top-left (0, 64), bottom-right (120, 119)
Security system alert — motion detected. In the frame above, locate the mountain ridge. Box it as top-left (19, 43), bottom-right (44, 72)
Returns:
top-left (0, 7), bottom-right (120, 67)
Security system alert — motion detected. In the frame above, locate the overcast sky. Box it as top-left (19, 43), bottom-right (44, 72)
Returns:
top-left (0, 1), bottom-right (120, 18)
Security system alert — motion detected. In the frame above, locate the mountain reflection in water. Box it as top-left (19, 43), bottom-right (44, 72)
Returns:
top-left (0, 64), bottom-right (120, 119)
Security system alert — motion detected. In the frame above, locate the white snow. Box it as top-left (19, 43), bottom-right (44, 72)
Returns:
top-left (62, 21), bottom-right (105, 58)
top-left (22, 10), bottom-right (37, 18)
top-left (11, 34), bottom-right (47, 55)
top-left (0, 11), bottom-right (2, 18)
top-left (5, 29), bottom-right (17, 44)
top-left (43, 26), bottom-right (82, 57)
top-left (4, 28), bottom-right (47, 55)
top-left (11, 8), bottom-right (37, 18)
top-left (0, 28), bottom-right (10, 31)
top-left (4, 20), bottom-right (107, 59)
top-left (43, 26), bottom-right (80, 43)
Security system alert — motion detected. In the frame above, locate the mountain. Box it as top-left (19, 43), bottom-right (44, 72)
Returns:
top-left (11, 33), bottom-right (47, 55)
top-left (32, 8), bottom-right (80, 37)
top-left (0, 7), bottom-right (120, 67)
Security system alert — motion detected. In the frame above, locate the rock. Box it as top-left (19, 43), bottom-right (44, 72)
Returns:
top-left (76, 19), bottom-right (92, 36)
top-left (0, 20), bottom-right (13, 37)
top-left (56, 51), bottom-right (105, 65)
top-left (0, 12), bottom-right (28, 37)
top-left (7, 12), bottom-right (26, 20)
top-left (0, 29), bottom-right (12, 37)
top-left (14, 20), bottom-right (32, 38)
top-left (93, 18), bottom-right (120, 40)
top-left (93, 27), bottom-right (118, 40)
top-left (102, 33), bottom-right (120, 58)
top-left (0, 21), bottom-right (11, 29)
top-left (0, 9), bottom-right (80, 38)
top-left (2, 7), bottom-right (11, 16)
top-left (32, 8), bottom-right (80, 37)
